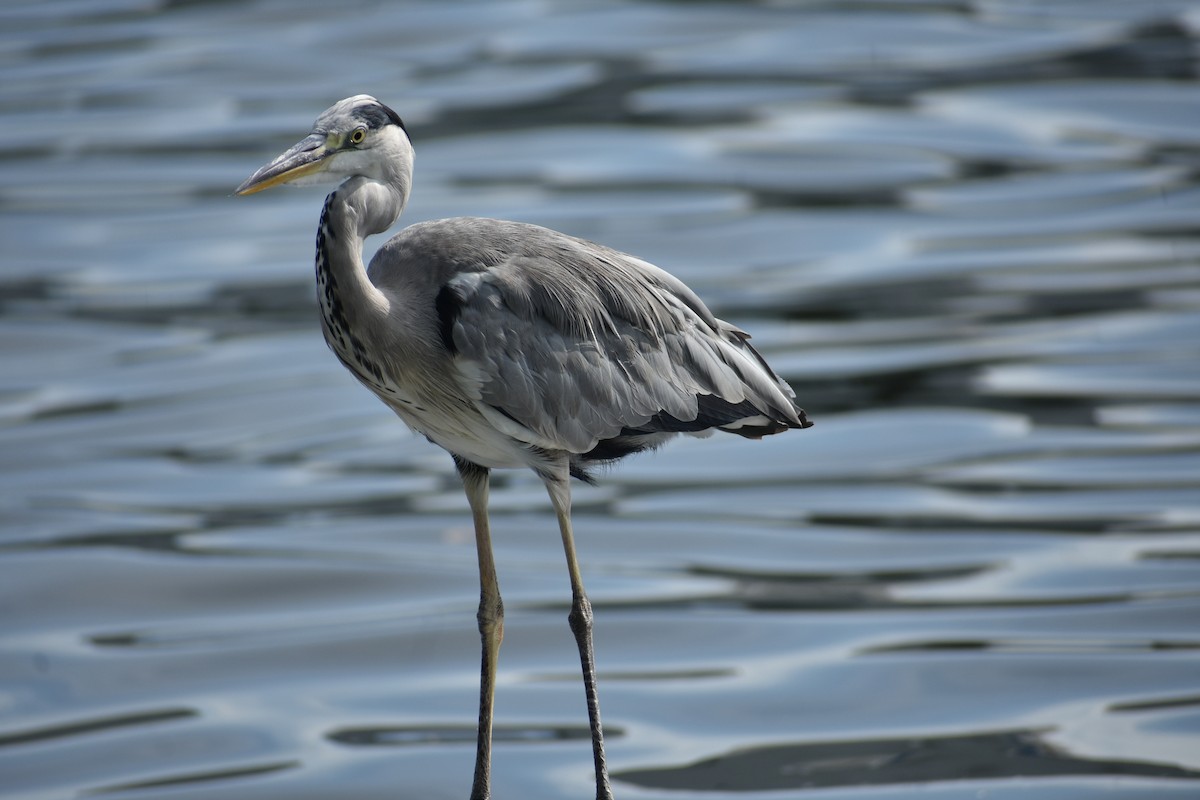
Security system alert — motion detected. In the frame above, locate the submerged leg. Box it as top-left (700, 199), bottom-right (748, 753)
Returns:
top-left (458, 457), bottom-right (503, 800)
top-left (542, 464), bottom-right (615, 800)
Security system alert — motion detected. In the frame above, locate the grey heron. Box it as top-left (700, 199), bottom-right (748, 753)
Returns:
top-left (236, 94), bottom-right (812, 800)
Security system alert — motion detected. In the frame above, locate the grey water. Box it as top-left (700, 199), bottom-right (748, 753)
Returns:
top-left (2, 1), bottom-right (1200, 798)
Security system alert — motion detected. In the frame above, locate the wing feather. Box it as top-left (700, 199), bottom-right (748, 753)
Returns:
top-left (427, 219), bottom-right (804, 453)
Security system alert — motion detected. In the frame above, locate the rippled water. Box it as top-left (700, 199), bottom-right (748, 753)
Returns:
top-left (3, 2), bottom-right (1200, 799)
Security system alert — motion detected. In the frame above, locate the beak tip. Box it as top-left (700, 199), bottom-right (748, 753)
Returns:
top-left (234, 171), bottom-right (268, 196)
top-left (236, 133), bottom-right (330, 197)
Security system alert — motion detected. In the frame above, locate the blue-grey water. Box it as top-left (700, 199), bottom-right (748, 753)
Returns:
top-left (3, 2), bottom-right (1200, 799)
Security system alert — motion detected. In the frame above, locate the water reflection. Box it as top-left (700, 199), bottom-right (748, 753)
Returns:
top-left (617, 729), bottom-right (1200, 791)
top-left (1, 0), bottom-right (1199, 798)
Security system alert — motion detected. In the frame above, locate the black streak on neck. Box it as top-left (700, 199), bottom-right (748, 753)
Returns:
top-left (315, 191), bottom-right (390, 390)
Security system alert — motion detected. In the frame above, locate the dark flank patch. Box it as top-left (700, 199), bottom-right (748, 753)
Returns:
top-left (573, 434), bottom-right (670, 483)
top-left (569, 463), bottom-right (598, 484)
top-left (581, 437), bottom-right (654, 463)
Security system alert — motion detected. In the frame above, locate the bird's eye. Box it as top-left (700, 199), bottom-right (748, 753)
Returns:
top-left (349, 127), bottom-right (367, 145)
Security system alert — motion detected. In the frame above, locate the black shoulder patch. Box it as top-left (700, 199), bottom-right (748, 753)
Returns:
top-left (434, 283), bottom-right (463, 355)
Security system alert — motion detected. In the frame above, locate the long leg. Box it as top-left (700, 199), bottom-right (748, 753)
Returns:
top-left (457, 457), bottom-right (503, 800)
top-left (541, 463), bottom-right (615, 800)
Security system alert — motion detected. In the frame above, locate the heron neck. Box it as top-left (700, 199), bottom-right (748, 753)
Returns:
top-left (315, 179), bottom-right (398, 347)
top-left (327, 176), bottom-right (407, 239)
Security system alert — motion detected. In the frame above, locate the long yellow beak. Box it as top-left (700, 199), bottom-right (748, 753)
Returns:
top-left (235, 133), bottom-right (330, 195)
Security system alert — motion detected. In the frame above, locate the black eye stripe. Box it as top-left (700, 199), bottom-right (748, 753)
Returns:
top-left (355, 102), bottom-right (407, 135)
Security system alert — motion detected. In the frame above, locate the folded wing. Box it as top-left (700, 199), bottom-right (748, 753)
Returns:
top-left (434, 221), bottom-right (810, 465)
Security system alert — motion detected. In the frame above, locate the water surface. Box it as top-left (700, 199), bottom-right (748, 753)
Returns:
top-left (2, 1), bottom-right (1199, 798)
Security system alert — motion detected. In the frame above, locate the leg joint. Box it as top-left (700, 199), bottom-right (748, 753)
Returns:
top-left (567, 591), bottom-right (593, 636)
top-left (477, 593), bottom-right (505, 632)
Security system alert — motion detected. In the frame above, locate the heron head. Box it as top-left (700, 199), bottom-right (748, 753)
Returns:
top-left (235, 95), bottom-right (411, 196)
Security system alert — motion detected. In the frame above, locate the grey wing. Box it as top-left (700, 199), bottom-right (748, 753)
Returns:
top-left (435, 236), bottom-right (808, 456)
